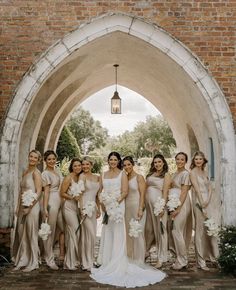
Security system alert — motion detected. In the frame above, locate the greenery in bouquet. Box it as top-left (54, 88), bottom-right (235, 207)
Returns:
top-left (217, 226), bottom-right (236, 276)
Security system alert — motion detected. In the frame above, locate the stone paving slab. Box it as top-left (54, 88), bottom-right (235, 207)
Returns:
top-left (0, 260), bottom-right (235, 290)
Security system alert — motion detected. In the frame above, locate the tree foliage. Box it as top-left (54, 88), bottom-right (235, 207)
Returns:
top-left (67, 107), bottom-right (108, 154)
top-left (107, 116), bottom-right (176, 158)
top-left (56, 125), bottom-right (81, 161)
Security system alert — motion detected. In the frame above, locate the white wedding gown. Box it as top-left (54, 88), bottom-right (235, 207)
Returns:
top-left (90, 172), bottom-right (166, 288)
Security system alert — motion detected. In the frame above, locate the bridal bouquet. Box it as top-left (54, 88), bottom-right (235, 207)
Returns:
top-left (128, 218), bottom-right (143, 238)
top-left (70, 180), bottom-right (85, 198)
top-left (99, 188), bottom-right (123, 223)
top-left (204, 218), bottom-right (220, 237)
top-left (82, 200), bottom-right (96, 218)
top-left (38, 221), bottom-right (51, 241)
top-left (153, 197), bottom-right (165, 216)
top-left (21, 189), bottom-right (38, 207)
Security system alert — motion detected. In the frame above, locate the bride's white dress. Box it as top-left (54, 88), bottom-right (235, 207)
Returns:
top-left (90, 172), bottom-right (166, 288)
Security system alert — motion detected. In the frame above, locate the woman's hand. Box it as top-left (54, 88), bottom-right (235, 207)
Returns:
top-left (158, 210), bottom-right (165, 218)
top-left (170, 207), bottom-right (180, 219)
top-left (43, 209), bottom-right (49, 220)
top-left (73, 196), bottom-right (81, 202)
top-left (117, 197), bottom-right (122, 204)
top-left (137, 208), bottom-right (143, 220)
top-left (22, 207), bottom-right (31, 216)
top-left (96, 208), bottom-right (101, 219)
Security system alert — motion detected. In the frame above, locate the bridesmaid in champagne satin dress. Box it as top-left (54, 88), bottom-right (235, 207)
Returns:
top-left (190, 151), bottom-right (219, 270)
top-left (13, 150), bottom-right (42, 272)
top-left (123, 156), bottom-right (146, 264)
top-left (60, 158), bottom-right (84, 270)
top-left (169, 152), bottom-right (192, 270)
top-left (80, 156), bottom-right (101, 271)
top-left (42, 150), bottom-right (64, 270)
top-left (145, 154), bottom-right (171, 268)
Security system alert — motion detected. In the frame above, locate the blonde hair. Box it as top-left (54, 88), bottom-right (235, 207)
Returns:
top-left (29, 149), bottom-right (42, 162)
top-left (82, 156), bottom-right (94, 166)
top-left (190, 151), bottom-right (208, 170)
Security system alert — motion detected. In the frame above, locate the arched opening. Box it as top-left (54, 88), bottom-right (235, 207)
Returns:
top-left (0, 13), bottom-right (235, 227)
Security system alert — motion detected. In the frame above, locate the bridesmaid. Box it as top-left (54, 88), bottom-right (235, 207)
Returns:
top-left (145, 154), bottom-right (171, 268)
top-left (190, 151), bottom-right (219, 270)
top-left (60, 158), bottom-right (84, 270)
top-left (169, 152), bottom-right (192, 270)
top-left (80, 156), bottom-right (101, 271)
top-left (42, 150), bottom-right (64, 270)
top-left (123, 156), bottom-right (146, 264)
top-left (13, 149), bottom-right (42, 272)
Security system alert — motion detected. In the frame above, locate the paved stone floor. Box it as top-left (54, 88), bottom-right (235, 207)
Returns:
top-left (0, 241), bottom-right (235, 290)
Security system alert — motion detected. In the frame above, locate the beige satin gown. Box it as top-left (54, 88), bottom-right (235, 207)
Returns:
top-left (192, 173), bottom-right (219, 267)
top-left (13, 170), bottom-right (41, 271)
top-left (169, 170), bottom-right (192, 267)
top-left (81, 178), bottom-right (100, 270)
top-left (125, 175), bottom-right (146, 264)
top-left (42, 169), bottom-right (64, 267)
top-left (63, 178), bottom-right (81, 270)
top-left (145, 175), bottom-right (168, 263)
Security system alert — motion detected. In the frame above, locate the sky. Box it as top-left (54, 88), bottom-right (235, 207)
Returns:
top-left (80, 86), bottom-right (161, 137)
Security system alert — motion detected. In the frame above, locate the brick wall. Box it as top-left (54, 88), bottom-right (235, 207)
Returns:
top-left (0, 0), bottom-right (235, 128)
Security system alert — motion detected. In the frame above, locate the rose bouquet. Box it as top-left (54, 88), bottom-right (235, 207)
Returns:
top-left (196, 203), bottom-right (220, 237)
top-left (99, 188), bottom-right (123, 224)
top-left (21, 189), bottom-right (38, 224)
top-left (21, 189), bottom-right (38, 207)
top-left (153, 197), bottom-right (165, 216)
top-left (82, 200), bottom-right (96, 218)
top-left (204, 218), bottom-right (220, 237)
top-left (38, 221), bottom-right (51, 241)
top-left (128, 218), bottom-right (143, 238)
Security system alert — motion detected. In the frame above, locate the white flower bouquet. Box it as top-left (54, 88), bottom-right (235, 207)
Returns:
top-left (153, 197), bottom-right (165, 216)
top-left (70, 180), bottom-right (85, 198)
top-left (38, 221), bottom-right (51, 240)
top-left (196, 203), bottom-right (220, 237)
top-left (99, 188), bottom-right (123, 223)
top-left (167, 195), bottom-right (181, 212)
top-left (21, 189), bottom-right (38, 207)
top-left (129, 218), bottom-right (143, 238)
top-left (204, 217), bottom-right (220, 237)
top-left (82, 201), bottom-right (96, 218)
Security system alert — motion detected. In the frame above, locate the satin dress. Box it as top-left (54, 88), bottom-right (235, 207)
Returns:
top-left (169, 170), bottom-right (192, 268)
top-left (63, 178), bottom-right (81, 270)
top-left (80, 178), bottom-right (100, 270)
top-left (125, 175), bottom-right (146, 264)
top-left (41, 169), bottom-right (64, 267)
top-left (192, 172), bottom-right (219, 267)
top-left (91, 172), bottom-right (166, 288)
top-left (12, 170), bottom-right (41, 271)
top-left (145, 175), bottom-right (168, 263)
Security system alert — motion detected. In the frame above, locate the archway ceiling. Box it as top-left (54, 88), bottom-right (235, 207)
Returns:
top-left (33, 31), bottom-right (216, 150)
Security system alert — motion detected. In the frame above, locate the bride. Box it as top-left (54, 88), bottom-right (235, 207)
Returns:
top-left (90, 152), bottom-right (166, 288)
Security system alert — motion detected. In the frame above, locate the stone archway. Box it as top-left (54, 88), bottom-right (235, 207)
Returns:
top-left (0, 13), bottom-right (235, 227)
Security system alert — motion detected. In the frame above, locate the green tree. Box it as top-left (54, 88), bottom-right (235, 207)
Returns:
top-left (107, 115), bottom-right (176, 158)
top-left (133, 116), bottom-right (176, 158)
top-left (56, 125), bottom-right (81, 161)
top-left (67, 107), bottom-right (108, 154)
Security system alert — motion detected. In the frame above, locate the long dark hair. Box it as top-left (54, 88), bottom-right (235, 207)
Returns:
top-left (68, 157), bottom-right (82, 173)
top-left (175, 152), bottom-right (188, 163)
top-left (190, 151), bottom-right (208, 170)
top-left (123, 156), bottom-right (135, 166)
top-left (147, 154), bottom-right (168, 178)
top-left (43, 149), bottom-right (58, 161)
top-left (108, 151), bottom-right (122, 170)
